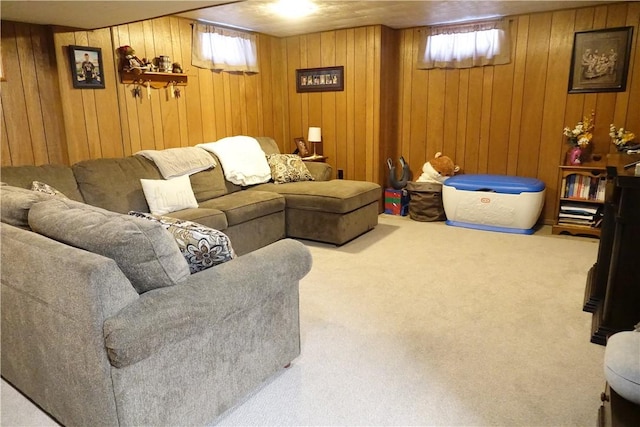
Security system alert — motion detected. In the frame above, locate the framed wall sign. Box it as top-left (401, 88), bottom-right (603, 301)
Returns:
top-left (296, 66), bottom-right (344, 93)
top-left (568, 26), bottom-right (633, 93)
top-left (68, 45), bottom-right (105, 89)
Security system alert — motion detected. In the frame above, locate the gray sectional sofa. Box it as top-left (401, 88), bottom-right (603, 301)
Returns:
top-left (0, 136), bottom-right (381, 426)
top-left (1, 137), bottom-right (381, 254)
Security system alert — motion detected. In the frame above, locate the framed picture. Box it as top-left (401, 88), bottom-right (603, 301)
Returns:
top-left (294, 137), bottom-right (310, 157)
top-left (68, 45), bottom-right (105, 89)
top-left (568, 26), bottom-right (633, 93)
top-left (296, 66), bottom-right (344, 93)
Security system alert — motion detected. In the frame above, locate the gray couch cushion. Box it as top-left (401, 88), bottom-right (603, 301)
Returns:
top-left (28, 198), bottom-right (190, 294)
top-left (251, 179), bottom-right (381, 214)
top-left (0, 185), bottom-right (53, 229)
top-left (72, 156), bottom-right (163, 213)
top-left (166, 207), bottom-right (228, 230)
top-left (199, 191), bottom-right (285, 226)
top-left (188, 152), bottom-right (242, 201)
top-left (0, 164), bottom-right (84, 202)
top-left (255, 136), bottom-right (281, 155)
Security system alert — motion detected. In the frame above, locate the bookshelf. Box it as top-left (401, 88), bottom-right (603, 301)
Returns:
top-left (552, 165), bottom-right (607, 238)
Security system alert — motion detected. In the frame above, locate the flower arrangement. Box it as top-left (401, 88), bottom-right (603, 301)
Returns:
top-left (609, 124), bottom-right (635, 148)
top-left (563, 112), bottom-right (595, 147)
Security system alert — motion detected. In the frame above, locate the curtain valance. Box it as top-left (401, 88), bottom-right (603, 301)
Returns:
top-left (192, 23), bottom-right (259, 73)
top-left (417, 19), bottom-right (511, 69)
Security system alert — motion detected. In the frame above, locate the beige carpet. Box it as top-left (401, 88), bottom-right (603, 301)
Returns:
top-left (1, 215), bottom-right (606, 426)
top-left (216, 215), bottom-right (605, 426)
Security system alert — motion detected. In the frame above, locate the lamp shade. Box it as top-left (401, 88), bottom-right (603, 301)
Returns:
top-left (308, 127), bottom-right (322, 142)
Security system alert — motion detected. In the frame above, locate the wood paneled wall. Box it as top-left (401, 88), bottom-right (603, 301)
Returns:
top-left (1, 17), bottom-right (287, 166)
top-left (395, 2), bottom-right (640, 222)
top-left (2, 3), bottom-right (639, 224)
top-left (53, 27), bottom-right (124, 164)
top-left (109, 17), bottom-right (287, 156)
top-left (1, 22), bottom-right (67, 166)
top-left (282, 25), bottom-right (399, 185)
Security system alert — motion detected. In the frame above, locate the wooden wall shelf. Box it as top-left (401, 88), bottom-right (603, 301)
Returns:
top-left (120, 71), bottom-right (188, 89)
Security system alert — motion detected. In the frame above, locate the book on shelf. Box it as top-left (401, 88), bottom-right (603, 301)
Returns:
top-left (557, 204), bottom-right (604, 228)
top-left (560, 203), bottom-right (598, 215)
top-left (558, 218), bottom-right (594, 226)
top-left (559, 212), bottom-right (594, 220)
top-left (562, 173), bottom-right (605, 202)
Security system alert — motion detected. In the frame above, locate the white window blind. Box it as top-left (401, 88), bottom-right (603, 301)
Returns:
top-left (417, 19), bottom-right (511, 69)
top-left (192, 23), bottom-right (259, 73)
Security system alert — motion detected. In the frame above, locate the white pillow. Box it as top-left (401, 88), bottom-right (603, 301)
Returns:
top-left (140, 175), bottom-right (198, 215)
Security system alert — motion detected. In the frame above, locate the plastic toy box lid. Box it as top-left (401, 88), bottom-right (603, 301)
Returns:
top-left (444, 174), bottom-right (545, 194)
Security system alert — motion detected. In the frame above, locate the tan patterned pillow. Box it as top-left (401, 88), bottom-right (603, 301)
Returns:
top-left (266, 154), bottom-right (315, 184)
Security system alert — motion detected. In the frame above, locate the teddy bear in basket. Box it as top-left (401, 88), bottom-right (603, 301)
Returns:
top-left (416, 152), bottom-right (459, 184)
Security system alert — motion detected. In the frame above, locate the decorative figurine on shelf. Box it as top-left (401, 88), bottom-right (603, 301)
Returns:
top-left (141, 57), bottom-right (157, 72)
top-left (156, 56), bottom-right (172, 72)
top-left (172, 63), bottom-right (183, 73)
top-left (563, 111), bottom-right (595, 165)
top-left (117, 45), bottom-right (146, 72)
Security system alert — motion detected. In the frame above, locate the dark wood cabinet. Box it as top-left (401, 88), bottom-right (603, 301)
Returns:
top-left (598, 384), bottom-right (640, 427)
top-left (584, 156), bottom-right (640, 345)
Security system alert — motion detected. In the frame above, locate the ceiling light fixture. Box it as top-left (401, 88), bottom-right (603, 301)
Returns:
top-left (271, 0), bottom-right (317, 19)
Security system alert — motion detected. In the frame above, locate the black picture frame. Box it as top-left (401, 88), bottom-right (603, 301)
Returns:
top-left (68, 45), bottom-right (105, 89)
top-left (568, 26), bottom-right (633, 93)
top-left (296, 66), bottom-right (344, 93)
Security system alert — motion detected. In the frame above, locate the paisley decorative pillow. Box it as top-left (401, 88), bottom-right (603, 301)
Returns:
top-left (129, 211), bottom-right (236, 273)
top-left (266, 154), bottom-right (315, 184)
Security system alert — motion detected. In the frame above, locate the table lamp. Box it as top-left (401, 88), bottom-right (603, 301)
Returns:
top-left (307, 127), bottom-right (322, 159)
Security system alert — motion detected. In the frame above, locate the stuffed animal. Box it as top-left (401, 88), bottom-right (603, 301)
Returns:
top-left (117, 45), bottom-right (145, 72)
top-left (416, 152), bottom-right (460, 184)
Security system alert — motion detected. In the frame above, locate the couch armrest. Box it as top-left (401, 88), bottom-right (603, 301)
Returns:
top-left (103, 238), bottom-right (312, 368)
top-left (304, 161), bottom-right (333, 181)
top-left (1, 223), bottom-right (139, 425)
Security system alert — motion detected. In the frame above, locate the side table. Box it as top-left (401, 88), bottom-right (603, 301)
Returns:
top-left (302, 155), bottom-right (327, 162)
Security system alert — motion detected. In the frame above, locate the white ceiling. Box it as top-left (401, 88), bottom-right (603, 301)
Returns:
top-left (0, 1), bottom-right (234, 30)
top-left (179, 1), bottom-right (620, 37)
top-left (0, 1), bottom-right (622, 36)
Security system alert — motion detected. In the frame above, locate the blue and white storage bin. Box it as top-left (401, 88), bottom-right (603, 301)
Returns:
top-left (442, 174), bottom-right (546, 234)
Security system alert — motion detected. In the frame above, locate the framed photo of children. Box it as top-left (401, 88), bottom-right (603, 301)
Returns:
top-left (568, 26), bottom-right (633, 93)
top-left (296, 66), bottom-right (344, 93)
top-left (68, 45), bottom-right (105, 89)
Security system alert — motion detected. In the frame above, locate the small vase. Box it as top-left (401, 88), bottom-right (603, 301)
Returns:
top-left (568, 146), bottom-right (582, 165)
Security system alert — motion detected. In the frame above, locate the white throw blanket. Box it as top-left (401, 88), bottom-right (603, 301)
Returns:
top-left (197, 136), bottom-right (271, 186)
top-left (136, 147), bottom-right (216, 179)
